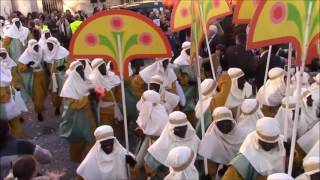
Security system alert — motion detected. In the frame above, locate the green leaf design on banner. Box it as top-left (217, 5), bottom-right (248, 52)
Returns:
top-left (111, 31), bottom-right (124, 60)
top-left (99, 34), bottom-right (117, 59)
top-left (287, 3), bottom-right (303, 41)
top-left (309, 9), bottom-right (320, 40)
top-left (123, 34), bottom-right (138, 59)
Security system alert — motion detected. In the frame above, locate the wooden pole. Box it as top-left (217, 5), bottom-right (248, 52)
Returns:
top-left (287, 1), bottom-right (313, 175)
top-left (284, 43), bottom-right (292, 141)
top-left (117, 34), bottom-right (131, 179)
top-left (262, 45), bottom-right (272, 94)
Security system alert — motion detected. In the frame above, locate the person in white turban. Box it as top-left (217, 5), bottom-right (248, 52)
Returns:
top-left (88, 58), bottom-right (122, 126)
top-left (174, 41), bottom-right (191, 66)
top-left (59, 61), bottom-right (96, 163)
top-left (135, 90), bottom-right (168, 168)
top-left (195, 78), bottom-right (217, 138)
top-left (164, 146), bottom-right (199, 180)
top-left (223, 117), bottom-right (286, 180)
top-left (77, 125), bottom-right (136, 180)
top-left (149, 74), bottom-right (180, 113)
top-left (144, 111), bottom-right (200, 179)
top-left (298, 89), bottom-right (319, 137)
top-left (3, 18), bottom-right (29, 62)
top-left (0, 48), bottom-right (23, 137)
top-left (237, 99), bottom-right (264, 139)
top-left (77, 59), bottom-right (92, 80)
top-left (18, 39), bottom-right (48, 121)
top-left (38, 29), bottom-right (51, 50)
top-left (267, 173), bottom-right (293, 180)
top-left (43, 37), bottom-right (69, 115)
top-left (274, 96), bottom-right (297, 141)
top-left (132, 58), bottom-right (177, 99)
top-left (309, 73), bottom-right (319, 102)
top-left (225, 68), bottom-right (253, 118)
top-left (257, 67), bottom-right (286, 117)
top-left (199, 107), bottom-right (244, 179)
top-left (295, 156), bottom-right (320, 180)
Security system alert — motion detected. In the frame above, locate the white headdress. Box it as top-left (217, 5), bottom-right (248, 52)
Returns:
top-left (136, 90), bottom-right (168, 136)
top-left (164, 146), bottom-right (199, 180)
top-left (148, 111), bottom-right (200, 167)
top-left (38, 29), bottom-right (51, 49)
top-left (195, 79), bottom-right (217, 119)
top-left (4, 18), bottom-right (29, 45)
top-left (199, 107), bottom-right (243, 164)
top-left (43, 37), bottom-right (69, 63)
top-left (0, 48), bottom-right (16, 87)
top-left (19, 39), bottom-right (42, 68)
top-left (239, 117), bottom-right (286, 176)
top-left (77, 125), bottom-right (128, 180)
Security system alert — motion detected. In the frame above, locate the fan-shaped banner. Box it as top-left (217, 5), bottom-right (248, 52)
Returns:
top-left (247, 0), bottom-right (320, 65)
top-left (170, 0), bottom-right (231, 32)
top-left (69, 10), bottom-right (172, 75)
top-left (233, 0), bottom-right (259, 24)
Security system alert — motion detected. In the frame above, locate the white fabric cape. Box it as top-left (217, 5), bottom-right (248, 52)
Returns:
top-left (198, 121), bottom-right (244, 164)
top-left (18, 43), bottom-right (42, 68)
top-left (174, 49), bottom-right (190, 66)
top-left (4, 24), bottom-right (29, 45)
top-left (237, 110), bottom-right (264, 139)
top-left (147, 122), bottom-right (200, 167)
top-left (274, 106), bottom-right (294, 140)
top-left (77, 138), bottom-right (128, 180)
top-left (161, 90), bottom-right (180, 114)
top-left (257, 77), bottom-right (286, 106)
top-left (298, 122), bottom-right (320, 154)
top-left (225, 80), bottom-right (252, 109)
top-left (240, 132), bottom-right (286, 176)
top-left (43, 42), bottom-right (69, 63)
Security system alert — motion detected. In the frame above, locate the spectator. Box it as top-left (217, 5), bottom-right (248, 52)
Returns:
top-left (0, 120), bottom-right (52, 179)
top-left (56, 15), bottom-right (71, 48)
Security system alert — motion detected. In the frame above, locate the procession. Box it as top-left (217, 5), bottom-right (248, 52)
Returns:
top-left (0, 0), bottom-right (319, 180)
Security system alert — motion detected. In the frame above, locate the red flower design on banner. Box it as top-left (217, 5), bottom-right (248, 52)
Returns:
top-left (139, 32), bottom-right (153, 46)
top-left (270, 2), bottom-right (286, 24)
top-left (85, 33), bottom-right (98, 46)
top-left (110, 16), bottom-right (124, 31)
top-left (213, 0), bottom-right (221, 8)
top-left (180, 8), bottom-right (189, 18)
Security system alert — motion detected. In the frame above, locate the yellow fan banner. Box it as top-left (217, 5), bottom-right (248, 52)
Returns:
top-left (170, 0), bottom-right (231, 32)
top-left (247, 0), bottom-right (320, 65)
top-left (233, 0), bottom-right (259, 24)
top-left (69, 10), bottom-right (172, 75)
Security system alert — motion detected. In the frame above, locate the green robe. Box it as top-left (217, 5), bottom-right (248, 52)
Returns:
top-left (196, 108), bottom-right (212, 138)
top-left (230, 153), bottom-right (262, 180)
top-left (8, 38), bottom-right (23, 63)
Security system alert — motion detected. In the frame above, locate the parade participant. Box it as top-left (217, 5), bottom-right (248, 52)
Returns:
top-left (77, 125), bottom-right (136, 180)
top-left (18, 39), bottom-right (48, 121)
top-left (59, 61), bottom-right (96, 162)
top-left (132, 58), bottom-right (177, 98)
top-left (199, 107), bottom-right (243, 179)
top-left (298, 89), bottom-right (319, 137)
top-left (210, 56), bottom-right (231, 111)
top-left (144, 111), bottom-right (200, 179)
top-left (135, 90), bottom-right (168, 168)
top-left (0, 120), bottom-right (52, 179)
top-left (222, 117), bottom-right (286, 180)
top-left (38, 29), bottom-right (51, 50)
top-left (173, 42), bottom-right (198, 126)
top-left (2, 18), bottom-right (29, 62)
top-left (43, 37), bottom-right (69, 115)
top-left (225, 68), bottom-right (252, 117)
top-left (89, 58), bottom-right (121, 126)
top-left (0, 48), bottom-right (23, 138)
top-left (78, 58), bottom-right (92, 80)
top-left (274, 96), bottom-right (297, 141)
top-left (267, 173), bottom-right (293, 180)
top-left (257, 67), bottom-right (286, 117)
top-left (195, 78), bottom-right (216, 137)
top-left (164, 146), bottom-right (198, 180)
top-left (70, 14), bottom-right (82, 35)
top-left (309, 73), bottom-right (319, 100)
top-left (149, 74), bottom-right (180, 113)
top-left (295, 156), bottom-right (320, 180)
top-left (237, 99), bottom-right (264, 139)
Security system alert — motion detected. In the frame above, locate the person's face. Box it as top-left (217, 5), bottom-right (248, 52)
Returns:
top-left (149, 83), bottom-right (161, 92)
top-left (108, 62), bottom-right (114, 71)
top-left (14, 21), bottom-right (21, 29)
top-left (258, 139), bottom-right (278, 151)
top-left (47, 42), bottom-right (54, 51)
top-left (162, 59), bottom-right (169, 70)
top-left (76, 65), bottom-right (85, 80)
top-left (100, 139), bottom-right (114, 154)
top-left (44, 32), bottom-right (51, 39)
top-left (237, 76), bottom-right (246, 90)
top-left (185, 49), bottom-right (190, 56)
top-left (173, 125), bottom-right (188, 138)
top-left (216, 120), bottom-right (234, 134)
top-left (0, 52), bottom-right (7, 59)
top-left (33, 44), bottom-right (39, 52)
top-left (306, 95), bottom-right (313, 107)
top-left (98, 63), bottom-right (107, 75)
